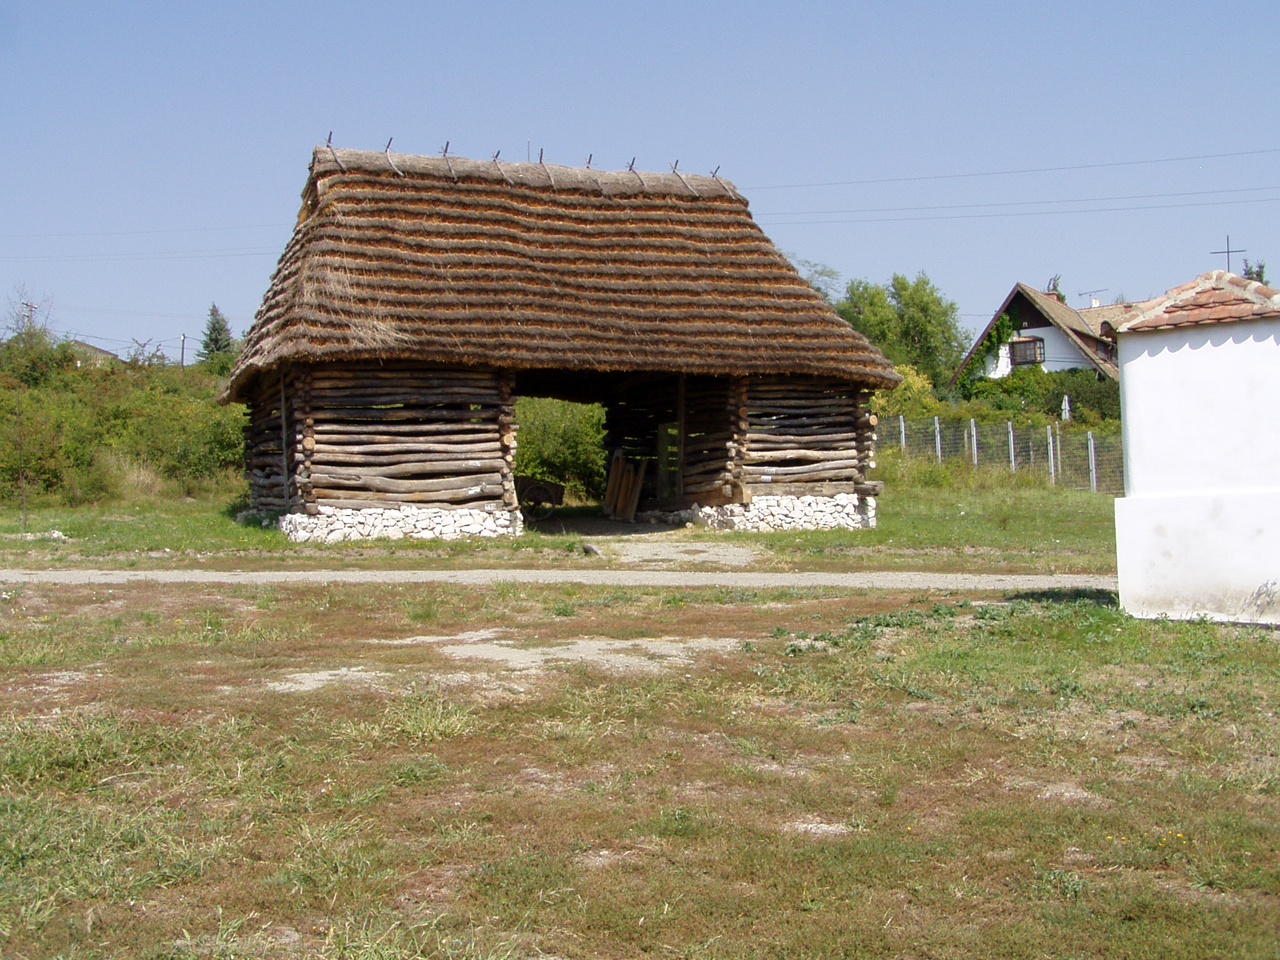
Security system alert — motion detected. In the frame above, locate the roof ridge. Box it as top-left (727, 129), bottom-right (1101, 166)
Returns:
top-left (1115, 271), bottom-right (1280, 333)
top-left (311, 146), bottom-right (744, 201)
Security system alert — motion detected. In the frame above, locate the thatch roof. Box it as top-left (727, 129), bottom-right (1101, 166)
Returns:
top-left (1110, 271), bottom-right (1280, 334)
top-left (225, 147), bottom-right (898, 403)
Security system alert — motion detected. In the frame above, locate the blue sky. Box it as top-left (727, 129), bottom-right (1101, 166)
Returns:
top-left (2, 0), bottom-right (1276, 360)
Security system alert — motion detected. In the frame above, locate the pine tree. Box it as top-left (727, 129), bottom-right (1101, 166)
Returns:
top-left (197, 303), bottom-right (234, 365)
top-left (1242, 259), bottom-right (1268, 285)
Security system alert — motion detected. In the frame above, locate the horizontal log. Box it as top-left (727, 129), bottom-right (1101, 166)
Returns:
top-left (746, 428), bottom-right (860, 442)
top-left (683, 428), bottom-right (736, 443)
top-left (746, 400), bottom-right (858, 414)
top-left (312, 459), bottom-right (507, 479)
top-left (309, 388), bottom-right (502, 405)
top-left (747, 389), bottom-right (848, 402)
top-left (686, 453), bottom-right (737, 471)
top-left (309, 406), bottom-right (503, 422)
top-left (744, 457), bottom-right (861, 474)
top-left (681, 479), bottom-right (737, 496)
top-left (311, 471), bottom-right (504, 493)
top-left (312, 422), bottom-right (497, 437)
top-left (748, 416), bottom-right (856, 432)
top-left (744, 449), bottom-right (865, 465)
top-left (311, 441), bottom-right (503, 458)
top-left (313, 485), bottom-right (506, 505)
top-left (747, 481), bottom-right (862, 497)
top-left (312, 496), bottom-right (506, 511)
top-left (747, 466), bottom-right (864, 483)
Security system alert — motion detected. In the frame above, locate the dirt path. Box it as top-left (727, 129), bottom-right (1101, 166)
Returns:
top-left (0, 567), bottom-right (1116, 592)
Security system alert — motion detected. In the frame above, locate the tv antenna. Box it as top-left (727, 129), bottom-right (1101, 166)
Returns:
top-left (1078, 287), bottom-right (1108, 305)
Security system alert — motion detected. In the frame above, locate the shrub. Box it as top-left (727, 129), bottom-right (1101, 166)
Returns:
top-left (870, 364), bottom-right (942, 419)
top-left (0, 335), bottom-right (246, 504)
top-left (513, 397), bottom-right (607, 502)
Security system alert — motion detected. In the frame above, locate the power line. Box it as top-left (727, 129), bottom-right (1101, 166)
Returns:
top-left (0, 248), bottom-right (278, 265)
top-left (756, 194), bottom-right (1280, 227)
top-left (2, 222), bottom-right (291, 241)
top-left (55, 304), bottom-right (216, 321)
top-left (743, 147), bottom-right (1280, 191)
top-left (755, 184), bottom-right (1280, 220)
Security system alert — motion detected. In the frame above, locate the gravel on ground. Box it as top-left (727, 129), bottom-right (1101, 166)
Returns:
top-left (0, 567), bottom-right (1116, 592)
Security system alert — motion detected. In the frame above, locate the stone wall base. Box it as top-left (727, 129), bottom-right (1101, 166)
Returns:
top-left (278, 504), bottom-right (524, 543)
top-left (641, 493), bottom-right (875, 532)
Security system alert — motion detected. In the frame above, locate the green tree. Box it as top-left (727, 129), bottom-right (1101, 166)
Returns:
top-left (789, 256), bottom-right (842, 303)
top-left (836, 271), bottom-right (966, 388)
top-left (198, 303), bottom-right (235, 370)
top-left (512, 397), bottom-right (606, 501)
top-left (1242, 259), bottom-right (1268, 285)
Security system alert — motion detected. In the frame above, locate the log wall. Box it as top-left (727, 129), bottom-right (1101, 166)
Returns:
top-left (601, 374), bottom-right (879, 513)
top-left (678, 376), bottom-right (744, 502)
top-left (243, 372), bottom-right (296, 513)
top-left (741, 375), bottom-right (876, 495)
top-left (244, 364), bottom-right (517, 515)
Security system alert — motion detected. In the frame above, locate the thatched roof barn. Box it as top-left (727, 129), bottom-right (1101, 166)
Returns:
top-left (226, 147), bottom-right (898, 540)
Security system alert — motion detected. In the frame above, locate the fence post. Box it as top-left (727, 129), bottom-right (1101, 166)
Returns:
top-left (970, 418), bottom-right (978, 466)
top-left (933, 416), bottom-right (942, 463)
top-left (1028, 424), bottom-right (1034, 469)
top-left (1055, 423), bottom-right (1062, 482)
top-left (1007, 421), bottom-right (1015, 471)
top-left (899, 414), bottom-right (906, 453)
top-left (1046, 424), bottom-right (1055, 484)
top-left (1088, 431), bottom-right (1097, 493)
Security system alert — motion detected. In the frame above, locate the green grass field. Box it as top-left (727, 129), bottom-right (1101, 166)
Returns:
top-left (0, 455), bottom-right (1117, 575)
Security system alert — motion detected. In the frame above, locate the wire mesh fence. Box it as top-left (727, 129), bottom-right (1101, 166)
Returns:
top-left (886, 415), bottom-right (1123, 495)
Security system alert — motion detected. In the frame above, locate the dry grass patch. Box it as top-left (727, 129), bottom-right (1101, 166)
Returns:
top-left (0, 582), bottom-right (1277, 958)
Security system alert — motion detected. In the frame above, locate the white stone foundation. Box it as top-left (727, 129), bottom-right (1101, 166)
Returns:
top-left (278, 504), bottom-right (524, 543)
top-left (641, 493), bottom-right (875, 533)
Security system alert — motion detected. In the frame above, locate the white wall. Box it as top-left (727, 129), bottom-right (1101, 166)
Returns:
top-left (1118, 318), bottom-right (1280, 496)
top-left (982, 343), bottom-right (1012, 378)
top-left (1115, 316), bottom-right (1280, 624)
top-left (982, 326), bottom-right (1096, 379)
top-left (1029, 324), bottom-right (1094, 373)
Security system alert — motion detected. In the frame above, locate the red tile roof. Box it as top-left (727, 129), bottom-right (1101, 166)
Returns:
top-left (1114, 271), bottom-right (1280, 334)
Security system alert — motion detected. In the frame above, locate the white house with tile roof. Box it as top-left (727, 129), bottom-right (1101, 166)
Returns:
top-left (1107, 271), bottom-right (1280, 624)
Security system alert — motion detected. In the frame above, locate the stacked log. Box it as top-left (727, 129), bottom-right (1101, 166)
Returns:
top-left (742, 376), bottom-right (870, 491)
top-left (678, 376), bottom-right (741, 498)
top-left (275, 364), bottom-right (514, 512)
top-left (244, 373), bottom-right (291, 513)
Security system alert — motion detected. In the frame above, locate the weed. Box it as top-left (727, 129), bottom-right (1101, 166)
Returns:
top-left (1034, 867), bottom-right (1088, 900)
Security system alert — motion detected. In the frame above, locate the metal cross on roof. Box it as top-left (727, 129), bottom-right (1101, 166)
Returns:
top-left (1210, 235), bottom-right (1246, 274)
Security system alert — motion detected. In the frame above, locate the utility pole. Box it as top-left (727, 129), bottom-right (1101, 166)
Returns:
top-left (180, 333), bottom-right (186, 368)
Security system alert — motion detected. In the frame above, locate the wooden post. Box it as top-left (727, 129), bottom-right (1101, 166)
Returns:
top-left (1007, 420), bottom-right (1015, 471)
top-left (899, 414), bottom-right (906, 453)
top-left (970, 418), bottom-right (978, 466)
top-left (933, 416), bottom-right (942, 463)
